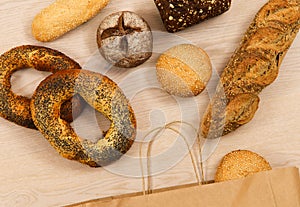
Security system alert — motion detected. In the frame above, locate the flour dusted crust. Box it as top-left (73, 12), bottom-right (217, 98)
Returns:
top-left (201, 0), bottom-right (300, 138)
top-left (215, 150), bottom-right (272, 182)
top-left (97, 11), bottom-right (153, 68)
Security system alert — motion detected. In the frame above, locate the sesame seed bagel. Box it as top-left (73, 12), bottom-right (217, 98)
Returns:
top-left (215, 150), bottom-right (272, 182)
top-left (0, 45), bottom-right (84, 129)
top-left (31, 69), bottom-right (136, 167)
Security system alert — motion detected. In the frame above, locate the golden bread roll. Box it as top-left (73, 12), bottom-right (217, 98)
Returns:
top-left (201, 0), bottom-right (300, 138)
top-left (215, 150), bottom-right (272, 182)
top-left (32, 0), bottom-right (110, 42)
top-left (156, 44), bottom-right (212, 97)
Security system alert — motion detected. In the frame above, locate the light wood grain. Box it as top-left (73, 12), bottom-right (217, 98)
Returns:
top-left (0, 0), bottom-right (299, 206)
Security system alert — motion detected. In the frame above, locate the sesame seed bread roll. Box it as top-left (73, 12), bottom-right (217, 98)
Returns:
top-left (201, 0), bottom-right (300, 138)
top-left (156, 44), bottom-right (212, 97)
top-left (215, 150), bottom-right (272, 182)
top-left (32, 0), bottom-right (110, 42)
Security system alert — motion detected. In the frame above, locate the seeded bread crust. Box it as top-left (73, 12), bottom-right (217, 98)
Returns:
top-left (215, 150), bottom-right (272, 182)
top-left (154, 0), bottom-right (232, 33)
top-left (0, 45), bottom-right (83, 129)
top-left (201, 0), bottom-right (300, 138)
top-left (31, 69), bottom-right (136, 167)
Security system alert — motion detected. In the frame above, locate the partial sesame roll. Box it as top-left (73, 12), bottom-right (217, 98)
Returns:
top-left (215, 150), bottom-right (272, 182)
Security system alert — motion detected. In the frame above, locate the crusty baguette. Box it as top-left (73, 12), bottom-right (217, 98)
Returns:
top-left (201, 0), bottom-right (300, 138)
top-left (32, 0), bottom-right (110, 42)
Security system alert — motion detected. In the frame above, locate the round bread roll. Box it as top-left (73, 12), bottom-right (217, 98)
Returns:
top-left (97, 11), bottom-right (153, 68)
top-left (156, 44), bottom-right (212, 97)
top-left (215, 150), bottom-right (272, 182)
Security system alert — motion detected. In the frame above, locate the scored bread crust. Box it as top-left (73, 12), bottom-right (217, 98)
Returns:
top-left (201, 0), bottom-right (300, 138)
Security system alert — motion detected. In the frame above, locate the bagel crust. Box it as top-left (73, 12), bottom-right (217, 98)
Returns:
top-left (0, 45), bottom-right (83, 129)
top-left (31, 69), bottom-right (136, 167)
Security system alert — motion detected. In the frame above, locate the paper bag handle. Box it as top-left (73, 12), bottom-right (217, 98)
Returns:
top-left (139, 121), bottom-right (204, 195)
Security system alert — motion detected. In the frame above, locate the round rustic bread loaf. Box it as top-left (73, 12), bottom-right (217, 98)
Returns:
top-left (156, 44), bottom-right (212, 97)
top-left (97, 11), bottom-right (152, 68)
top-left (215, 150), bottom-right (272, 182)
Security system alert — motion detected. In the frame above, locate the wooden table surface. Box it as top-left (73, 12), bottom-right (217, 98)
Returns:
top-left (0, 0), bottom-right (299, 206)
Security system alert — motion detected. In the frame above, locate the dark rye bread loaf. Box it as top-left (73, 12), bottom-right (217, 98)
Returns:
top-left (154, 0), bottom-right (232, 32)
top-left (201, 0), bottom-right (300, 138)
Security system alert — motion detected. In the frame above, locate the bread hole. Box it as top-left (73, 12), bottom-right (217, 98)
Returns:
top-left (11, 68), bottom-right (51, 98)
top-left (275, 52), bottom-right (283, 67)
top-left (71, 104), bottom-right (111, 143)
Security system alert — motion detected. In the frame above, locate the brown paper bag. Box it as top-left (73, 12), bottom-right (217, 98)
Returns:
top-left (70, 123), bottom-right (300, 207)
top-left (71, 167), bottom-right (300, 207)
